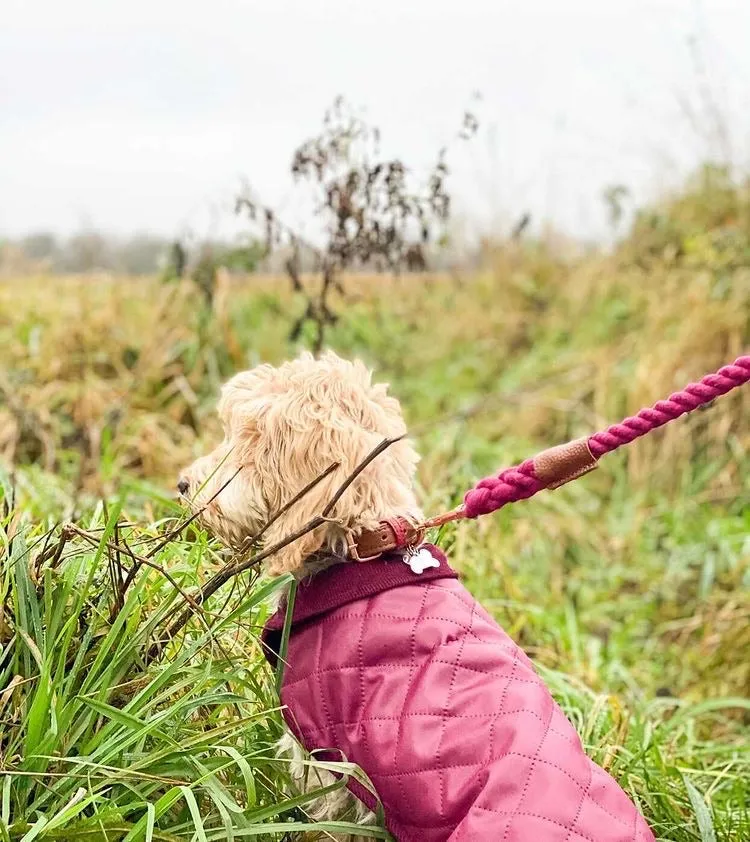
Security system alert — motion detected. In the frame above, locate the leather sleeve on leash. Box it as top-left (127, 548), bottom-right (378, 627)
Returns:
top-left (533, 437), bottom-right (598, 489)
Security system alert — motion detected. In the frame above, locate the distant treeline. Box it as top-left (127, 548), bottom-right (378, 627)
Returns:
top-left (0, 231), bottom-right (263, 275)
top-left (1, 230), bottom-right (478, 277)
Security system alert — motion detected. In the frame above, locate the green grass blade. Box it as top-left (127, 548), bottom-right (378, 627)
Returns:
top-left (275, 579), bottom-right (297, 693)
top-left (177, 787), bottom-right (206, 842)
top-left (684, 777), bottom-right (717, 842)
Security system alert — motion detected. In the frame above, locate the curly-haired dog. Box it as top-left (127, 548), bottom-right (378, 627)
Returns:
top-left (179, 351), bottom-right (654, 842)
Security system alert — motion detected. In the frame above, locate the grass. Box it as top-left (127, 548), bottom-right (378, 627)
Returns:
top-left (0, 166), bottom-right (748, 839)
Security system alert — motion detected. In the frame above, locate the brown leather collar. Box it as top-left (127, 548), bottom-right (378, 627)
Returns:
top-left (347, 516), bottom-right (425, 561)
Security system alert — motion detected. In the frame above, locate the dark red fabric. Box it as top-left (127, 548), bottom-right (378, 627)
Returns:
top-left (263, 547), bottom-right (654, 842)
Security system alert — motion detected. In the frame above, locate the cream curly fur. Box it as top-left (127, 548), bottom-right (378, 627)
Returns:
top-left (180, 350), bottom-right (422, 576)
top-left (276, 732), bottom-right (375, 841)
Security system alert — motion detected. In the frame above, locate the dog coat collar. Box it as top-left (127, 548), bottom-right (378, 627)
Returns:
top-left (261, 544), bottom-right (457, 668)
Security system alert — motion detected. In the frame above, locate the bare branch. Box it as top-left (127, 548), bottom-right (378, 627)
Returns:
top-left (245, 460), bottom-right (340, 550)
top-left (322, 435), bottom-right (404, 517)
top-left (66, 526), bottom-right (202, 613)
top-left (236, 97), bottom-right (477, 350)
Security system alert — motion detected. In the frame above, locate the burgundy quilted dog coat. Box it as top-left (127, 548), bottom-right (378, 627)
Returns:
top-left (263, 545), bottom-right (654, 842)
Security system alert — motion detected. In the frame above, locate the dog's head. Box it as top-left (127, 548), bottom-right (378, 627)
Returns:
top-left (178, 351), bottom-right (421, 575)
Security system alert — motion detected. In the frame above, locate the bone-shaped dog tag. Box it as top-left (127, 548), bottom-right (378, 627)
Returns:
top-left (403, 547), bottom-right (439, 574)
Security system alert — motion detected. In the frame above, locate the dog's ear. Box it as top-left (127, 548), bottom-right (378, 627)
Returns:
top-left (238, 353), bottom-right (419, 576)
top-left (251, 409), bottom-right (392, 576)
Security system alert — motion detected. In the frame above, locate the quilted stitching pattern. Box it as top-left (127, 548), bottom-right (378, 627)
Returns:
top-left (280, 576), bottom-right (654, 842)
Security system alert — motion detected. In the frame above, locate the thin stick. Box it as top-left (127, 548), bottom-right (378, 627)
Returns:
top-left (67, 526), bottom-right (202, 611)
top-left (118, 536), bottom-right (143, 596)
top-left (322, 435), bottom-right (404, 517)
top-left (65, 527), bottom-right (235, 663)
top-left (246, 461), bottom-right (339, 549)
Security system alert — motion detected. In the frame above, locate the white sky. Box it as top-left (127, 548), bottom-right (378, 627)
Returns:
top-left (2, 0), bottom-right (749, 241)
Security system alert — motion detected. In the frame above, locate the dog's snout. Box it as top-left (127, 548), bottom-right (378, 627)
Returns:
top-left (177, 477), bottom-right (190, 495)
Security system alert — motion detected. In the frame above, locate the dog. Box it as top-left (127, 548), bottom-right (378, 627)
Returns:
top-left (179, 351), bottom-right (654, 842)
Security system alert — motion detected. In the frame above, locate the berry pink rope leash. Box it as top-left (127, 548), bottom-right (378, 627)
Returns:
top-left (419, 355), bottom-right (750, 529)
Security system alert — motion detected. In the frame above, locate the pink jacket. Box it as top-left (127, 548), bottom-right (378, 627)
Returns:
top-left (263, 545), bottom-right (654, 842)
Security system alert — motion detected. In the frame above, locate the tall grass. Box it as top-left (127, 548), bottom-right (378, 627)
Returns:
top-left (0, 167), bottom-right (748, 839)
top-left (0, 483), bottom-right (392, 840)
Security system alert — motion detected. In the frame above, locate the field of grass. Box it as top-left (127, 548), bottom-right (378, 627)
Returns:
top-left (0, 168), bottom-right (748, 840)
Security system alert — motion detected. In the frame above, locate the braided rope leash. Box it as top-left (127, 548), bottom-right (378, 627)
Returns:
top-left (420, 355), bottom-right (750, 529)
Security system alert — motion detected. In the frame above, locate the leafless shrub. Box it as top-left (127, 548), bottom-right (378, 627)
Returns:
top-left (236, 96), bottom-right (478, 351)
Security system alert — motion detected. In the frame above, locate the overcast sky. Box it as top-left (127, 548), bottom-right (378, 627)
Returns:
top-left (2, 0), bottom-right (750, 241)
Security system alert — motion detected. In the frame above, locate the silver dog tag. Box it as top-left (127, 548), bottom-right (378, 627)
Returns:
top-left (403, 547), bottom-right (439, 574)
